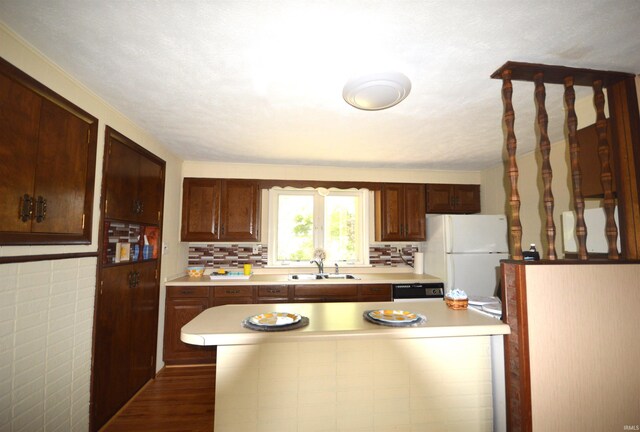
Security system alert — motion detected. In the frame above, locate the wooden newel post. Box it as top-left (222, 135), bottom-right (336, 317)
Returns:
top-left (593, 80), bottom-right (619, 259)
top-left (563, 76), bottom-right (588, 260)
top-left (502, 69), bottom-right (523, 260)
top-left (534, 72), bottom-right (557, 260)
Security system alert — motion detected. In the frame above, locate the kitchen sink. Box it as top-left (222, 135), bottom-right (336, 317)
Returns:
top-left (288, 273), bottom-right (359, 280)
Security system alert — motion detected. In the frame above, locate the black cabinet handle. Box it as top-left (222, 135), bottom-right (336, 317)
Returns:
top-left (35, 196), bottom-right (47, 223)
top-left (128, 270), bottom-right (140, 288)
top-left (19, 194), bottom-right (33, 222)
top-left (133, 199), bottom-right (144, 215)
top-left (225, 289), bottom-right (240, 294)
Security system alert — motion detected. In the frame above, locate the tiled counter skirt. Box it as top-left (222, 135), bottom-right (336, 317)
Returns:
top-left (215, 337), bottom-right (493, 432)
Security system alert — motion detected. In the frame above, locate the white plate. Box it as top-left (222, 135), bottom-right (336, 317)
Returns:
top-left (367, 309), bottom-right (419, 324)
top-left (247, 312), bottom-right (301, 327)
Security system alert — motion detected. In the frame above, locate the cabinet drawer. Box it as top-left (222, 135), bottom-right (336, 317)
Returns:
top-left (360, 284), bottom-right (392, 298)
top-left (294, 284), bottom-right (358, 297)
top-left (167, 286), bottom-right (209, 298)
top-left (258, 286), bottom-right (290, 297)
top-left (213, 297), bottom-right (254, 306)
top-left (214, 286), bottom-right (254, 298)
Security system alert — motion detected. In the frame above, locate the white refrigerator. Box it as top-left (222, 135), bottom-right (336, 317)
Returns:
top-left (424, 214), bottom-right (509, 297)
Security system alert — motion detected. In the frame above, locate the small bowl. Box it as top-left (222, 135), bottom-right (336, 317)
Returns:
top-left (187, 267), bottom-right (205, 278)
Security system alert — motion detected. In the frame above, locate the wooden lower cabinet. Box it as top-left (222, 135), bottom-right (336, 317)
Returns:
top-left (359, 284), bottom-right (392, 302)
top-left (93, 261), bottom-right (159, 429)
top-left (163, 287), bottom-right (215, 365)
top-left (163, 283), bottom-right (393, 365)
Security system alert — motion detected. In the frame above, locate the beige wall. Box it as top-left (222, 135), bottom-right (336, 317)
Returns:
top-left (184, 160), bottom-right (481, 183)
top-left (0, 23), bottom-right (188, 431)
top-left (524, 264), bottom-right (640, 429)
top-left (480, 86), bottom-right (624, 257)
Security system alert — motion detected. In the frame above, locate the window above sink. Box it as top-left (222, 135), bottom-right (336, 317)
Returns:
top-left (268, 187), bottom-right (370, 268)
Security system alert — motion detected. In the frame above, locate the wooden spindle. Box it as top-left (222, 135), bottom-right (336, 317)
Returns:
top-left (534, 72), bottom-right (557, 259)
top-left (593, 79), bottom-right (619, 259)
top-left (564, 76), bottom-right (588, 260)
top-left (502, 69), bottom-right (523, 260)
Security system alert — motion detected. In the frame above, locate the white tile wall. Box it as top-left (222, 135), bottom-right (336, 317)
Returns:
top-left (0, 257), bottom-right (96, 432)
top-left (215, 336), bottom-right (493, 432)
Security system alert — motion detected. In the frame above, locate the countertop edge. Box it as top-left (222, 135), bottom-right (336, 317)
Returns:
top-left (167, 273), bottom-right (444, 286)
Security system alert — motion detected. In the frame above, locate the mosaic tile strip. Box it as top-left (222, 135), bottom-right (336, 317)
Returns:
top-left (103, 221), bottom-right (142, 264)
top-left (369, 244), bottom-right (419, 267)
top-left (188, 244), bottom-right (419, 268)
top-left (188, 244), bottom-right (268, 268)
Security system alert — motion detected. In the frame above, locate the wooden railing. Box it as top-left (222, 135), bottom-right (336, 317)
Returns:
top-left (491, 62), bottom-right (640, 260)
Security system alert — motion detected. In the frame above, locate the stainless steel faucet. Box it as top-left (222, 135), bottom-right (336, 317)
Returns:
top-left (310, 259), bottom-right (323, 274)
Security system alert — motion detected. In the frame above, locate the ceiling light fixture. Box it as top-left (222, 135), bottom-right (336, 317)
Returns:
top-left (342, 72), bottom-right (412, 111)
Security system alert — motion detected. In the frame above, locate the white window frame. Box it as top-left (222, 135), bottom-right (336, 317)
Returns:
top-left (267, 187), bottom-right (369, 267)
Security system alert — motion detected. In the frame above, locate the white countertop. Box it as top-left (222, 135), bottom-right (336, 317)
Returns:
top-left (167, 272), bottom-right (443, 286)
top-left (181, 300), bottom-right (509, 346)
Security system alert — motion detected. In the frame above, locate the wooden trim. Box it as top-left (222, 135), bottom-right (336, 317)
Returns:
top-left (257, 179), bottom-right (384, 190)
top-left (491, 61), bottom-right (633, 87)
top-left (607, 76), bottom-right (640, 259)
top-left (0, 251), bottom-right (98, 264)
top-left (501, 262), bottom-right (532, 431)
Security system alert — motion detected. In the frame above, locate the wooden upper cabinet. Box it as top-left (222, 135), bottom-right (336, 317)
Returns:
top-left (0, 57), bottom-right (97, 245)
top-left (375, 183), bottom-right (426, 241)
top-left (181, 178), bottom-right (261, 242)
top-left (577, 120), bottom-right (616, 198)
top-left (181, 178), bottom-right (220, 241)
top-left (220, 180), bottom-right (260, 241)
top-left (104, 127), bottom-right (164, 225)
top-left (426, 184), bottom-right (480, 214)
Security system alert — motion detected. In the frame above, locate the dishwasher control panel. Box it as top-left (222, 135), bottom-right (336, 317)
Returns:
top-left (392, 283), bottom-right (445, 300)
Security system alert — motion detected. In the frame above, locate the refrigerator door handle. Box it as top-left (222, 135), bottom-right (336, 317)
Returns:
top-left (447, 255), bottom-right (455, 291)
top-left (445, 215), bottom-right (453, 253)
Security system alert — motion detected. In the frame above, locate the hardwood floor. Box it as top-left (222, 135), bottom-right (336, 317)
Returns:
top-left (101, 365), bottom-right (215, 432)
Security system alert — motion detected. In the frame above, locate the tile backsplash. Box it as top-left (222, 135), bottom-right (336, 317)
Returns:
top-left (188, 244), bottom-right (419, 268)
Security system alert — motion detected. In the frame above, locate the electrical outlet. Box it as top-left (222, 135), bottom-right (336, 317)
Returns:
top-left (252, 245), bottom-right (260, 254)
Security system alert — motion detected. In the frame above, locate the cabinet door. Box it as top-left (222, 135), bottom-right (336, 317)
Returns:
top-left (32, 98), bottom-right (91, 235)
top-left (454, 184), bottom-right (481, 214)
top-left (164, 297), bottom-right (214, 364)
top-left (104, 132), bottom-right (140, 221)
top-left (577, 121), bottom-right (616, 198)
top-left (219, 180), bottom-right (261, 241)
top-left (0, 72), bottom-right (41, 233)
top-left (136, 155), bottom-right (164, 225)
top-left (128, 261), bottom-right (159, 395)
top-left (181, 178), bottom-right (220, 241)
top-left (426, 184), bottom-right (454, 213)
top-left (1, 58), bottom-right (97, 245)
top-left (93, 265), bottom-right (133, 429)
top-left (376, 184), bottom-right (405, 241)
top-left (403, 184), bottom-right (426, 240)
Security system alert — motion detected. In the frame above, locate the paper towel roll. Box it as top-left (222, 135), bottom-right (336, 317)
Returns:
top-left (413, 252), bottom-right (424, 274)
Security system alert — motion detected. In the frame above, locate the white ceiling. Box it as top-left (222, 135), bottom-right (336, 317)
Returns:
top-left (1, 1), bottom-right (639, 171)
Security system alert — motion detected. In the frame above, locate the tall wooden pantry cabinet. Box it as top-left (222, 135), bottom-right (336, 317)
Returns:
top-left (90, 127), bottom-right (165, 431)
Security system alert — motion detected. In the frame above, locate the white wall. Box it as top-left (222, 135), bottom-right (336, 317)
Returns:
top-left (0, 23), bottom-right (188, 432)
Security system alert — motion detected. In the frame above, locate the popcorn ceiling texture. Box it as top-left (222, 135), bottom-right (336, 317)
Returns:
top-left (2, 2), bottom-right (639, 171)
top-left (188, 244), bottom-right (418, 268)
